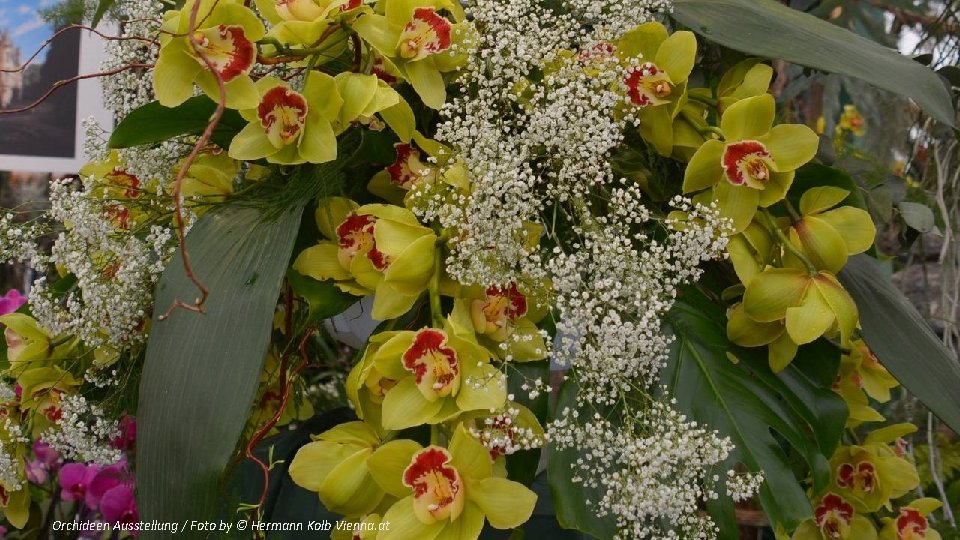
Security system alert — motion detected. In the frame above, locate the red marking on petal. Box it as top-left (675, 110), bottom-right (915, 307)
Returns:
top-left (722, 140), bottom-right (772, 187)
top-left (814, 493), bottom-right (854, 539)
top-left (372, 56), bottom-right (397, 84)
top-left (624, 62), bottom-right (671, 107)
top-left (397, 8), bottom-right (452, 60)
top-left (106, 168), bottom-right (141, 198)
top-left (402, 328), bottom-right (459, 397)
top-left (836, 463), bottom-right (855, 488)
top-left (191, 25), bottom-right (255, 82)
top-left (402, 447), bottom-right (463, 521)
top-left (258, 86), bottom-right (309, 146)
top-left (896, 508), bottom-right (929, 540)
top-left (387, 143), bottom-right (433, 189)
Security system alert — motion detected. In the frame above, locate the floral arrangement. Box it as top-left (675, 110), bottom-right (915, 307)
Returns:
top-left (0, 0), bottom-right (958, 538)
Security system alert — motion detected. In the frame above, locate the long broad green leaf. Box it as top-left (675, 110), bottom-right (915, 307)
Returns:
top-left (108, 96), bottom-right (245, 149)
top-left (672, 0), bottom-right (955, 125)
top-left (137, 203), bottom-right (305, 538)
top-left (91, 0), bottom-right (115, 26)
top-left (839, 254), bottom-right (960, 434)
top-left (662, 298), bottom-right (845, 532)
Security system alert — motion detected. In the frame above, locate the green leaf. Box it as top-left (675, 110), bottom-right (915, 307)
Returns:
top-left (788, 163), bottom-right (868, 213)
top-left (662, 297), bottom-right (845, 531)
top-left (505, 360), bottom-right (549, 487)
top-left (898, 201), bottom-right (936, 233)
top-left (136, 203), bottom-right (307, 537)
top-left (92, 0), bottom-right (115, 26)
top-left (108, 96), bottom-right (245, 149)
top-left (672, 0), bottom-right (956, 125)
top-left (546, 375), bottom-right (619, 540)
top-left (286, 268), bottom-right (357, 326)
top-left (839, 255), bottom-right (960, 434)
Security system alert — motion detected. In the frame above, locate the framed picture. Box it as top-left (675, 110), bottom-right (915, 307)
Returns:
top-left (0, 20), bottom-right (112, 173)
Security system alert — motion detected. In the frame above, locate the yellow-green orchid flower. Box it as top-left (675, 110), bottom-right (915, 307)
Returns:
top-left (683, 94), bottom-right (819, 232)
top-left (1, 314), bottom-right (51, 372)
top-left (229, 73), bottom-right (341, 164)
top-left (783, 187), bottom-right (876, 273)
top-left (180, 151), bottom-right (239, 201)
top-left (447, 283), bottom-right (547, 362)
top-left (366, 425), bottom-right (536, 540)
top-left (293, 199), bottom-right (437, 320)
top-left (832, 371), bottom-right (885, 428)
top-left (791, 492), bottom-right (877, 540)
top-left (828, 424), bottom-right (920, 512)
top-left (153, 0), bottom-right (265, 109)
top-left (726, 303), bottom-right (798, 373)
top-left (289, 420), bottom-right (387, 516)
top-left (351, 0), bottom-right (467, 109)
top-left (330, 72), bottom-right (415, 140)
top-left (726, 220), bottom-right (775, 287)
top-left (347, 326), bottom-right (506, 431)
top-left (617, 22), bottom-right (697, 156)
top-left (716, 58), bottom-right (774, 114)
top-left (842, 340), bottom-right (898, 403)
top-left (878, 499), bottom-right (943, 540)
top-left (742, 267), bottom-right (858, 349)
top-left (255, 0), bottom-right (365, 47)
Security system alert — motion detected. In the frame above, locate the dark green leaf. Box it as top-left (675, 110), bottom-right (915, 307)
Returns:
top-left (505, 360), bottom-right (549, 486)
top-left (938, 66), bottom-right (960, 88)
top-left (546, 375), bottom-right (619, 540)
top-left (286, 269), bottom-right (357, 326)
top-left (662, 298), bottom-right (845, 531)
top-left (137, 203), bottom-right (307, 538)
top-left (672, 0), bottom-right (956, 125)
top-left (898, 201), bottom-right (936, 233)
top-left (108, 96), bottom-right (245, 149)
top-left (838, 255), bottom-right (960, 434)
top-left (91, 0), bottom-right (115, 26)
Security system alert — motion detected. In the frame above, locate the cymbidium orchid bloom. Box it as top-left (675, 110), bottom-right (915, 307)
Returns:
top-left (256, 0), bottom-right (365, 46)
top-left (447, 283), bottom-right (547, 362)
top-left (351, 0), bottom-right (467, 109)
top-left (0, 314), bottom-right (51, 372)
top-left (294, 198), bottom-right (438, 320)
top-left (683, 93), bottom-right (820, 232)
top-left (153, 0), bottom-right (265, 109)
top-left (791, 492), bottom-right (877, 540)
top-left (346, 326), bottom-right (506, 430)
top-left (17, 367), bottom-right (81, 435)
top-left (289, 421), bottom-right (387, 516)
top-left (180, 152), bottom-right (239, 201)
top-left (738, 268), bottom-right (858, 370)
top-left (842, 340), bottom-right (898, 403)
top-left (828, 424), bottom-right (919, 512)
top-left (879, 499), bottom-right (943, 540)
top-left (833, 370), bottom-right (885, 428)
top-left (837, 104), bottom-right (867, 138)
top-left (78, 152), bottom-right (150, 229)
top-left (459, 402), bottom-right (545, 470)
top-left (742, 268), bottom-right (858, 345)
top-left (616, 22), bottom-right (697, 156)
top-left (229, 73), bottom-right (341, 164)
top-left (726, 220), bottom-right (775, 286)
top-left (0, 482), bottom-right (30, 529)
top-left (330, 72), bottom-right (415, 140)
top-left (715, 58), bottom-right (774, 114)
top-left (783, 187), bottom-right (876, 273)
top-left (365, 425), bottom-right (536, 540)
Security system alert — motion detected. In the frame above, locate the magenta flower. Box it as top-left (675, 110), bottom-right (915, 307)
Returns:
top-left (59, 463), bottom-right (99, 502)
top-left (112, 415), bottom-right (136, 452)
top-left (100, 483), bottom-right (138, 525)
top-left (86, 461), bottom-right (128, 510)
top-left (0, 289), bottom-right (25, 315)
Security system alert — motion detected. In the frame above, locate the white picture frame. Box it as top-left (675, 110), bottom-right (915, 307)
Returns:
top-left (0, 25), bottom-right (113, 174)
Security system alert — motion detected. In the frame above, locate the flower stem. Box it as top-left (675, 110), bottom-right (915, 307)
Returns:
top-left (760, 210), bottom-right (817, 275)
top-left (679, 109), bottom-right (724, 140)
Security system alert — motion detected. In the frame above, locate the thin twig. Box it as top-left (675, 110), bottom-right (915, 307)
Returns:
top-left (0, 64), bottom-right (153, 115)
top-left (0, 25), bottom-right (156, 75)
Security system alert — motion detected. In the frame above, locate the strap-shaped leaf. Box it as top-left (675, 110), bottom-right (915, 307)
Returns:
top-left (672, 0), bottom-right (955, 126)
top-left (136, 203), bottom-right (305, 538)
top-left (108, 96), bottom-right (245, 149)
top-left (839, 254), bottom-right (960, 434)
top-left (662, 297), bottom-right (846, 533)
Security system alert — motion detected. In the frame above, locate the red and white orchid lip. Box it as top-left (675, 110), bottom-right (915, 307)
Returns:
top-left (470, 283), bottom-right (528, 341)
top-left (624, 62), bottom-right (673, 107)
top-left (403, 447), bottom-right (465, 523)
top-left (895, 508), bottom-right (930, 540)
top-left (336, 213), bottom-right (391, 271)
top-left (836, 461), bottom-right (876, 493)
top-left (258, 86), bottom-right (309, 148)
top-left (372, 56), bottom-right (398, 84)
top-left (814, 493), bottom-right (854, 539)
top-left (397, 7), bottom-right (453, 61)
top-left (189, 25), bottom-right (255, 82)
top-left (387, 143), bottom-right (434, 189)
top-left (722, 140), bottom-right (774, 189)
top-left (402, 329), bottom-right (460, 400)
